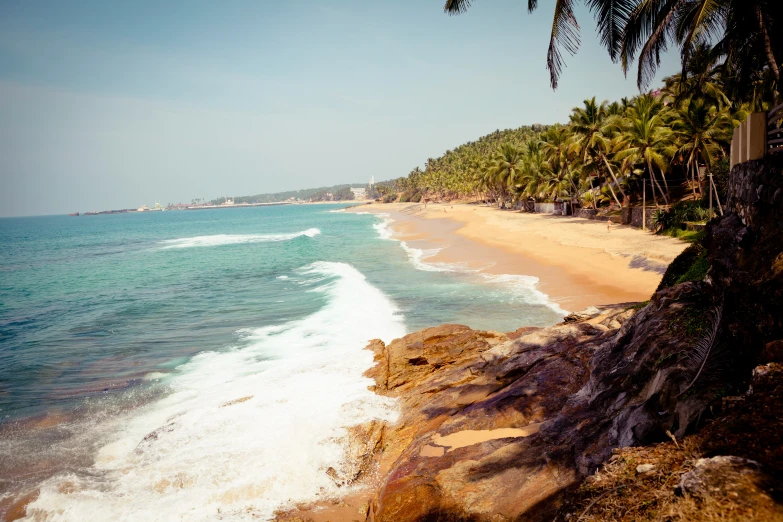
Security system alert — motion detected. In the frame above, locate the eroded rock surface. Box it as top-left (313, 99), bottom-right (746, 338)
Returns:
top-left (357, 294), bottom-right (720, 521)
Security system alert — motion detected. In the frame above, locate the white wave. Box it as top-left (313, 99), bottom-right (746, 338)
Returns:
top-left (371, 218), bottom-right (395, 241)
top-left (275, 275), bottom-right (289, 280)
top-left (363, 213), bottom-right (566, 314)
top-left (159, 228), bottom-right (321, 249)
top-left (370, 215), bottom-right (454, 273)
top-left (28, 262), bottom-right (406, 522)
top-left (481, 273), bottom-right (569, 316)
top-left (399, 242), bottom-right (450, 272)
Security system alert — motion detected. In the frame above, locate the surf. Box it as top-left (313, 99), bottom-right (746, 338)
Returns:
top-left (24, 262), bottom-right (405, 521)
top-left (159, 228), bottom-right (321, 249)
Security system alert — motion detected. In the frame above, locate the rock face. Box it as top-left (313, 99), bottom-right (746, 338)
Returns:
top-left (361, 295), bottom-right (716, 521)
top-left (707, 155), bottom-right (783, 373)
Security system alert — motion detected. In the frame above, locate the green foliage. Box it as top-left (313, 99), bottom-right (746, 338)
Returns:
top-left (668, 304), bottom-right (710, 338)
top-left (661, 228), bottom-right (705, 243)
top-left (674, 251), bottom-right (710, 285)
top-left (703, 159), bottom-right (731, 207)
top-left (332, 186), bottom-right (355, 201)
top-left (216, 184), bottom-right (366, 204)
top-left (399, 190), bottom-right (422, 203)
top-left (653, 200), bottom-right (710, 236)
top-left (381, 193), bottom-right (398, 203)
top-left (650, 209), bottom-right (671, 231)
top-left (657, 244), bottom-right (706, 291)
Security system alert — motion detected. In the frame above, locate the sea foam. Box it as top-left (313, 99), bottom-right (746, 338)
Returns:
top-left (372, 215), bottom-right (451, 273)
top-left (480, 273), bottom-right (569, 315)
top-left (369, 214), bottom-right (567, 315)
top-left (159, 228), bottom-right (321, 249)
top-left (27, 262), bottom-right (405, 521)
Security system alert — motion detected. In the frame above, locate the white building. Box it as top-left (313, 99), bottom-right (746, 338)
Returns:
top-left (350, 187), bottom-right (366, 200)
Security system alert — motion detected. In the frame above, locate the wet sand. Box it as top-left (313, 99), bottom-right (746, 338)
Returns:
top-left (346, 202), bottom-right (688, 312)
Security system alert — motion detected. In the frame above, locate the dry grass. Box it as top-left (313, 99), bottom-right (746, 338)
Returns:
top-left (566, 438), bottom-right (699, 521)
top-left (563, 435), bottom-right (783, 521)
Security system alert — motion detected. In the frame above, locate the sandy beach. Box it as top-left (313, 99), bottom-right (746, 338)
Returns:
top-left (346, 202), bottom-right (688, 312)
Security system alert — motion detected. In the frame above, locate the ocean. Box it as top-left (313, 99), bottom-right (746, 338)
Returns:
top-left (0, 204), bottom-right (564, 521)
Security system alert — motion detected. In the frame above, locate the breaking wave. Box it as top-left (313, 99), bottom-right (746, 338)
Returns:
top-left (159, 229), bottom-right (321, 249)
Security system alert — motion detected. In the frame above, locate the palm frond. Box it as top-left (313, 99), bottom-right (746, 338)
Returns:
top-left (547, 0), bottom-right (581, 90)
top-left (586, 0), bottom-right (636, 61)
top-left (444, 0), bottom-right (472, 15)
top-left (677, 300), bottom-right (725, 398)
top-left (619, 0), bottom-right (686, 88)
top-left (676, 0), bottom-right (727, 75)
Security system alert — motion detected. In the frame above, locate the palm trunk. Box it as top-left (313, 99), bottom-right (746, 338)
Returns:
top-left (649, 160), bottom-right (669, 206)
top-left (690, 157), bottom-right (698, 199)
top-left (605, 178), bottom-right (623, 208)
top-left (589, 176), bottom-right (597, 209)
top-left (648, 164), bottom-right (660, 208)
top-left (601, 153), bottom-right (627, 204)
top-left (757, 6), bottom-right (780, 82)
top-left (660, 170), bottom-right (671, 204)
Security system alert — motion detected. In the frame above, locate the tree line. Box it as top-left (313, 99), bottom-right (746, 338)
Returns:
top-left (374, 41), bottom-right (777, 213)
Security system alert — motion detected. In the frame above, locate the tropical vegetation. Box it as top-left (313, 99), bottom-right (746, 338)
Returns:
top-left (373, 38), bottom-right (774, 235)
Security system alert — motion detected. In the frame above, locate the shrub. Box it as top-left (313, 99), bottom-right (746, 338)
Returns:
top-left (656, 243), bottom-right (708, 291)
top-left (399, 190), bottom-right (422, 203)
top-left (654, 201), bottom-right (710, 233)
top-left (382, 193), bottom-right (398, 203)
top-left (675, 250), bottom-right (710, 285)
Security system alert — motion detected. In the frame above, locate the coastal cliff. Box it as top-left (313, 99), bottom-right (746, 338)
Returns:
top-left (276, 156), bottom-right (783, 522)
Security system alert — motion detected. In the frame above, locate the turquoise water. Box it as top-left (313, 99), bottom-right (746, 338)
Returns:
top-left (0, 204), bottom-right (563, 520)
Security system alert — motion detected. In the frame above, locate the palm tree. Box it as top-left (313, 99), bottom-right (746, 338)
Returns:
top-left (670, 97), bottom-right (733, 198)
top-left (614, 94), bottom-right (675, 207)
top-left (540, 125), bottom-right (589, 205)
top-left (444, 0), bottom-right (638, 89)
top-left (619, 0), bottom-right (782, 90)
top-left (517, 140), bottom-right (552, 201)
top-left (443, 0), bottom-right (780, 101)
top-left (569, 97), bottom-right (627, 207)
top-left (488, 143), bottom-right (526, 208)
top-left (660, 43), bottom-right (731, 108)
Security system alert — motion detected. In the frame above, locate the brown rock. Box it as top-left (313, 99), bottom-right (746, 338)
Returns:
top-left (0, 490), bottom-right (39, 522)
top-left (760, 340), bottom-right (783, 363)
top-left (357, 281), bottom-right (731, 521)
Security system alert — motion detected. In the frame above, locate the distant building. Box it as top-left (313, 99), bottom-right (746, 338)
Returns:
top-left (350, 187), bottom-right (367, 200)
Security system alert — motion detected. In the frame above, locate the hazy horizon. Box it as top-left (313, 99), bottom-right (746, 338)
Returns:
top-left (0, 0), bottom-right (680, 217)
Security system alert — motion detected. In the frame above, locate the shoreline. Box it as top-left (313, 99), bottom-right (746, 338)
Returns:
top-left (346, 202), bottom-right (688, 312)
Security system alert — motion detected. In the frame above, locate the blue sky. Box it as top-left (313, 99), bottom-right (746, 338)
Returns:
top-left (0, 0), bottom-right (680, 217)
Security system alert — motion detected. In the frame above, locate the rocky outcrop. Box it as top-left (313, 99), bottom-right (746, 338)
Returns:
top-left (359, 294), bottom-right (720, 521)
top-left (339, 156), bottom-right (783, 521)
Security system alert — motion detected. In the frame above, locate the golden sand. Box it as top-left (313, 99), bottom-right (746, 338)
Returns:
top-left (346, 202), bottom-right (687, 311)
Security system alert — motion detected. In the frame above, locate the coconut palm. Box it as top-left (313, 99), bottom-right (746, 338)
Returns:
top-left (660, 43), bottom-right (731, 107)
top-left (569, 97), bottom-right (627, 207)
top-left (614, 94), bottom-right (675, 207)
top-left (444, 0), bottom-right (638, 89)
top-left (488, 143), bottom-right (526, 208)
top-left (619, 0), bottom-right (782, 91)
top-left (670, 97), bottom-right (734, 197)
top-left (540, 125), bottom-right (582, 202)
top-left (517, 140), bottom-right (553, 201)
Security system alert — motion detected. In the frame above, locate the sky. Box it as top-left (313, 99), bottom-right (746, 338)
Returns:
top-left (0, 0), bottom-right (680, 217)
